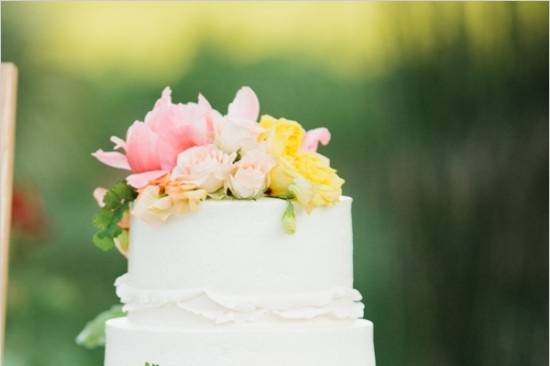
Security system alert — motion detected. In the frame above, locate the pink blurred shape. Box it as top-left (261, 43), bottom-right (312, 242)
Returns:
top-left (301, 127), bottom-right (331, 152)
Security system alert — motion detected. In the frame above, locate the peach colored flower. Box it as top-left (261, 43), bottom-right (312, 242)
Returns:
top-left (132, 185), bottom-right (175, 224)
top-left (164, 180), bottom-right (208, 212)
top-left (131, 175), bottom-right (209, 224)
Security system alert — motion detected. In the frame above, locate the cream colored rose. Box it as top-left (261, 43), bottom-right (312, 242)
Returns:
top-left (227, 148), bottom-right (275, 199)
top-left (132, 185), bottom-right (174, 224)
top-left (172, 144), bottom-right (236, 193)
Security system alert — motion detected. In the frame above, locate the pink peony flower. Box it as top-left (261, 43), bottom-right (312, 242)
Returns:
top-left (92, 87), bottom-right (217, 188)
top-left (301, 127), bottom-right (331, 152)
top-left (214, 87), bottom-right (263, 153)
top-left (227, 147), bottom-right (275, 199)
top-left (145, 87), bottom-right (218, 168)
top-left (172, 144), bottom-right (236, 193)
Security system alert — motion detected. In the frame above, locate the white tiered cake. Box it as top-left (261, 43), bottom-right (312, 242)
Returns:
top-left (85, 85), bottom-right (375, 365)
top-left (105, 197), bottom-right (375, 365)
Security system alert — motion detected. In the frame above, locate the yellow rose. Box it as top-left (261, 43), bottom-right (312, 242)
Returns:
top-left (270, 151), bottom-right (344, 211)
top-left (290, 152), bottom-right (344, 211)
top-left (269, 155), bottom-right (297, 196)
top-left (259, 115), bottom-right (305, 157)
top-left (260, 115), bottom-right (344, 211)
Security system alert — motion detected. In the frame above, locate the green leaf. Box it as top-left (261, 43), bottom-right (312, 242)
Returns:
top-left (271, 192), bottom-right (296, 200)
top-left (103, 181), bottom-right (137, 209)
top-left (93, 232), bottom-right (114, 251)
top-left (76, 305), bottom-right (125, 349)
top-left (92, 209), bottom-right (113, 231)
top-left (105, 217), bottom-right (123, 238)
top-left (91, 180), bottom-right (136, 252)
top-left (282, 200), bottom-right (296, 234)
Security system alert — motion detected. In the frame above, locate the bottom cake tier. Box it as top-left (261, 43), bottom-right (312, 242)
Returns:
top-left (105, 317), bottom-right (375, 366)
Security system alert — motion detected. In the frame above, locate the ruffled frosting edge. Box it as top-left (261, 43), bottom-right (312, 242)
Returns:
top-left (115, 274), bottom-right (365, 324)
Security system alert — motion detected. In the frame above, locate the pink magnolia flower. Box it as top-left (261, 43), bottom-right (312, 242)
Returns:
top-left (214, 87), bottom-right (263, 153)
top-left (92, 87), bottom-right (217, 188)
top-left (172, 144), bottom-right (236, 193)
top-left (301, 127), bottom-right (331, 152)
top-left (227, 147), bottom-right (275, 199)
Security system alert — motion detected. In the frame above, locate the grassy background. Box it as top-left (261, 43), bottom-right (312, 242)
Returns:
top-left (1, 2), bottom-right (548, 365)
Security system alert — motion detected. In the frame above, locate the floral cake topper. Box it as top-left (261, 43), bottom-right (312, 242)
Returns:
top-left (92, 86), bottom-right (344, 255)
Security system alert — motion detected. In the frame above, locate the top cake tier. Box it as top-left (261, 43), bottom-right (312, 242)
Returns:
top-left (127, 197), bottom-right (353, 295)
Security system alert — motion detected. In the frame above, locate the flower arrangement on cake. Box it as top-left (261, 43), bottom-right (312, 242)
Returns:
top-left (80, 87), bottom-right (374, 362)
top-left (91, 86), bottom-right (344, 255)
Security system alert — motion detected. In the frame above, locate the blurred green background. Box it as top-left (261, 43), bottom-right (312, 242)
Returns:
top-left (1, 2), bottom-right (548, 365)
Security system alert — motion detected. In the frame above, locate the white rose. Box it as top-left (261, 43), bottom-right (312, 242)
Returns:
top-left (172, 144), bottom-right (235, 193)
top-left (214, 86), bottom-right (262, 153)
top-left (214, 115), bottom-right (262, 153)
top-left (227, 147), bottom-right (275, 199)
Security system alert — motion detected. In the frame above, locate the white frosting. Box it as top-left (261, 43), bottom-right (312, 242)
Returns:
top-left (105, 317), bottom-right (376, 366)
top-left (115, 274), bottom-right (364, 324)
top-left (105, 196), bottom-right (375, 365)
top-left (127, 197), bottom-right (354, 295)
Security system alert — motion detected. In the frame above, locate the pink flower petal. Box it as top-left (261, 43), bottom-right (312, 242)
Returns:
top-left (91, 150), bottom-right (131, 170)
top-left (145, 87), bottom-right (175, 133)
top-left (301, 128), bottom-right (331, 152)
top-left (125, 121), bottom-right (162, 173)
top-left (144, 88), bottom-right (197, 158)
top-left (126, 170), bottom-right (167, 189)
top-left (228, 86), bottom-right (259, 122)
top-left (157, 138), bottom-right (183, 171)
top-left (93, 187), bottom-right (108, 207)
top-left (198, 94), bottom-right (212, 110)
top-left (178, 104), bottom-right (210, 147)
top-left (110, 136), bottom-right (126, 150)
top-left (140, 87), bottom-right (219, 170)
top-left (156, 87), bottom-right (172, 108)
top-left (197, 94), bottom-right (216, 144)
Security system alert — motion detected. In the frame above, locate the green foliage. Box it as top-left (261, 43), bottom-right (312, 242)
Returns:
top-left (144, 363), bottom-right (159, 366)
top-left (92, 181), bottom-right (137, 251)
top-left (271, 192), bottom-right (296, 200)
top-left (282, 200), bottom-right (296, 234)
top-left (76, 305), bottom-right (125, 349)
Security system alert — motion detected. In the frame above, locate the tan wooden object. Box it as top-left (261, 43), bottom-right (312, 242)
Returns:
top-left (0, 63), bottom-right (18, 363)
